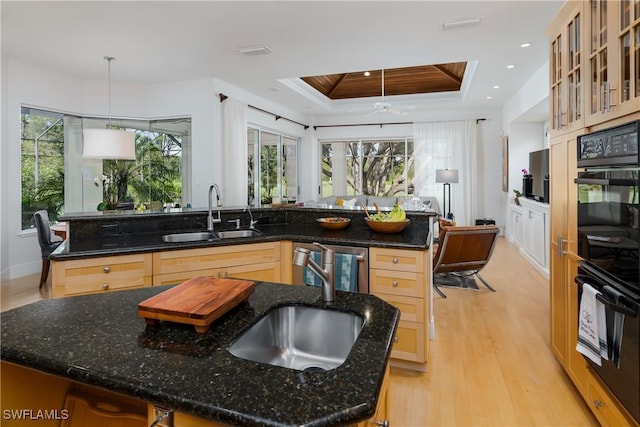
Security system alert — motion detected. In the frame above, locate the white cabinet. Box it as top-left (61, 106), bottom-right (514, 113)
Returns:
top-left (510, 199), bottom-right (550, 278)
top-left (509, 204), bottom-right (524, 247)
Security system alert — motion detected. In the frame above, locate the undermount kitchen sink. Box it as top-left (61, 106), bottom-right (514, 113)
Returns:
top-left (162, 232), bottom-right (216, 243)
top-left (214, 229), bottom-right (261, 239)
top-left (228, 304), bottom-right (364, 372)
top-left (162, 229), bottom-right (261, 243)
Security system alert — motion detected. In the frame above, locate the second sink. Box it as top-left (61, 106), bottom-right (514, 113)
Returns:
top-left (214, 229), bottom-right (261, 239)
top-left (228, 304), bottom-right (364, 371)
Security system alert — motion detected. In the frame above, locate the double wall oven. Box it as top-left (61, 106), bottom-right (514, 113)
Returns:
top-left (575, 120), bottom-right (640, 424)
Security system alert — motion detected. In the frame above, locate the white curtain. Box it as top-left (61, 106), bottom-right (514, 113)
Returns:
top-left (413, 120), bottom-right (478, 225)
top-left (221, 98), bottom-right (248, 206)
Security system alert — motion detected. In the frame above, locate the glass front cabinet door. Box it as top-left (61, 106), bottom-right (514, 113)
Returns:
top-left (585, 0), bottom-right (640, 126)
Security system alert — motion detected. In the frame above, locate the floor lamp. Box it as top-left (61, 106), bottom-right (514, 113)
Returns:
top-left (435, 169), bottom-right (459, 220)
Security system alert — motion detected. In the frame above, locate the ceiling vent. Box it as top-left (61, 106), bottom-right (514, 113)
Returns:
top-left (442, 17), bottom-right (482, 31)
top-left (237, 46), bottom-right (273, 56)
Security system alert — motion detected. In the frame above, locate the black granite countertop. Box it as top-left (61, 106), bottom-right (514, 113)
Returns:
top-left (53, 207), bottom-right (434, 260)
top-left (1, 283), bottom-right (400, 427)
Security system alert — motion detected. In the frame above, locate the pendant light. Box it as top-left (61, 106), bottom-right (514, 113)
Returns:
top-left (83, 56), bottom-right (136, 159)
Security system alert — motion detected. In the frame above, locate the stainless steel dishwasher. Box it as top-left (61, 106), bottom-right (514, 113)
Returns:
top-left (292, 242), bottom-right (369, 294)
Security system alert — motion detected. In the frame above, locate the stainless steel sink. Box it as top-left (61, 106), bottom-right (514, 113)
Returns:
top-left (162, 229), bottom-right (261, 242)
top-left (162, 232), bottom-right (217, 243)
top-left (214, 229), bottom-right (261, 239)
top-left (228, 305), bottom-right (364, 371)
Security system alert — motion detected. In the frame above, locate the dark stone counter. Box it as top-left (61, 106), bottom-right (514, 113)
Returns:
top-left (1, 283), bottom-right (400, 427)
top-left (53, 207), bottom-right (435, 260)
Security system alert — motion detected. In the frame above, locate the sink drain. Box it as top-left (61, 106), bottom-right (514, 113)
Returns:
top-left (303, 365), bottom-right (327, 373)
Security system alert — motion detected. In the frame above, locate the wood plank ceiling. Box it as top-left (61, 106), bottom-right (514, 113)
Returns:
top-left (301, 63), bottom-right (467, 100)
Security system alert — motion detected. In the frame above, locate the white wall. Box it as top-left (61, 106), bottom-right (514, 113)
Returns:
top-left (501, 61), bottom-right (550, 240)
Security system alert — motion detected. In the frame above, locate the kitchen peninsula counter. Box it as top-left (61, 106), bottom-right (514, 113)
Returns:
top-left (53, 207), bottom-right (435, 260)
top-left (1, 282), bottom-right (400, 426)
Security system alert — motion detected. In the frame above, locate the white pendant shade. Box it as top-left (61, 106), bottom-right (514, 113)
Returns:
top-left (83, 128), bottom-right (136, 159)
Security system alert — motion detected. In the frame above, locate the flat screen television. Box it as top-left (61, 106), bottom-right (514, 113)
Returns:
top-left (528, 148), bottom-right (549, 203)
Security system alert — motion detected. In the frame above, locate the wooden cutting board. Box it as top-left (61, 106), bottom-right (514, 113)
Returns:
top-left (138, 276), bottom-right (255, 333)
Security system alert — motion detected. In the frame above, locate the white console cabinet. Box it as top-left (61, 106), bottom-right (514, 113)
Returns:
top-left (508, 199), bottom-right (549, 278)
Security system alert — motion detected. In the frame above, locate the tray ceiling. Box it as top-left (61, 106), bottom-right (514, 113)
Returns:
top-left (301, 63), bottom-right (467, 100)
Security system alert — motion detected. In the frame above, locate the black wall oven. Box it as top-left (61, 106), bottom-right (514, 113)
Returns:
top-left (575, 120), bottom-right (640, 423)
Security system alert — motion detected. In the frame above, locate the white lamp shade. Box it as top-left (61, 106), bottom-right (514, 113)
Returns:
top-left (83, 129), bottom-right (136, 159)
top-left (435, 169), bottom-right (459, 183)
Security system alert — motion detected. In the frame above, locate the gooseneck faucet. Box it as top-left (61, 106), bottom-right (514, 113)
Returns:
top-left (208, 184), bottom-right (222, 231)
top-left (293, 242), bottom-right (335, 302)
top-left (244, 205), bottom-right (258, 229)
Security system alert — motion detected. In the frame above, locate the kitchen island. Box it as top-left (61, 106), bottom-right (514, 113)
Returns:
top-left (1, 281), bottom-right (400, 426)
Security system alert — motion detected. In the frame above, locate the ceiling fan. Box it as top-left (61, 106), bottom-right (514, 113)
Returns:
top-left (367, 69), bottom-right (408, 116)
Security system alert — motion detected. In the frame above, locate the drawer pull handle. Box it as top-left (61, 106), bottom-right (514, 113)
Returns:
top-left (594, 400), bottom-right (604, 408)
top-left (374, 420), bottom-right (389, 427)
top-left (102, 283), bottom-right (109, 290)
top-left (393, 336), bottom-right (398, 343)
top-left (103, 266), bottom-right (111, 273)
top-left (392, 257), bottom-right (398, 264)
top-left (392, 280), bottom-right (399, 287)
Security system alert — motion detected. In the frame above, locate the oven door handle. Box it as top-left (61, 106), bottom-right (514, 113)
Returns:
top-left (574, 177), bottom-right (637, 186)
top-left (575, 275), bottom-right (639, 317)
top-left (595, 294), bottom-right (639, 317)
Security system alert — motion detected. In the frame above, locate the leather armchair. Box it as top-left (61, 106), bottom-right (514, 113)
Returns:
top-left (433, 225), bottom-right (499, 298)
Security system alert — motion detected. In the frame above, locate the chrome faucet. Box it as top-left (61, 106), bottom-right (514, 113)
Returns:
top-left (293, 242), bottom-right (335, 302)
top-left (244, 205), bottom-right (258, 229)
top-left (207, 184), bottom-right (222, 231)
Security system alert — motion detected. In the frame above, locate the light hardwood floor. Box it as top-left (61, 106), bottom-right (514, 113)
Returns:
top-left (1, 238), bottom-right (598, 426)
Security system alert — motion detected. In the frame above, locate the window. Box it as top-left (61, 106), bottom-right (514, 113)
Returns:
top-left (20, 107), bottom-right (191, 230)
top-left (21, 108), bottom-right (65, 228)
top-left (320, 138), bottom-right (414, 197)
top-left (248, 127), bottom-right (299, 206)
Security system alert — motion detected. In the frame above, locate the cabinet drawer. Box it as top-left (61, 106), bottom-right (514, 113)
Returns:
top-left (370, 269), bottom-right (424, 298)
top-left (370, 247), bottom-right (425, 273)
top-left (153, 242), bottom-right (280, 276)
top-left (52, 254), bottom-right (152, 297)
top-left (152, 262), bottom-right (281, 286)
top-left (391, 320), bottom-right (425, 363)
top-left (372, 292), bottom-right (424, 323)
top-left (586, 372), bottom-right (636, 427)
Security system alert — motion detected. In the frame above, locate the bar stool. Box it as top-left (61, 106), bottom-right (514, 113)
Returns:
top-left (33, 210), bottom-right (63, 289)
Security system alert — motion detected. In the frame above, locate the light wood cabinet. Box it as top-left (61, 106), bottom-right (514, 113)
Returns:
top-left (587, 368), bottom-right (639, 426)
top-left (370, 247), bottom-right (429, 369)
top-left (585, 0), bottom-right (640, 126)
top-left (1, 362), bottom-right (147, 427)
top-left (61, 391), bottom-right (146, 427)
top-left (548, 3), bottom-right (640, 425)
top-left (549, 129), bottom-right (581, 367)
top-left (51, 253), bottom-right (152, 298)
top-left (548, 0), bottom-right (585, 137)
top-left (152, 242), bottom-right (281, 285)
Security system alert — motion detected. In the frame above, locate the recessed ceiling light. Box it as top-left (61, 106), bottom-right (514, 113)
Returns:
top-left (442, 17), bottom-right (482, 31)
top-left (493, 85), bottom-right (500, 89)
top-left (364, 71), bottom-right (371, 77)
top-left (506, 64), bottom-right (516, 69)
top-left (236, 45), bottom-right (273, 56)
top-left (486, 96), bottom-right (493, 100)
top-left (520, 42), bottom-right (531, 48)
